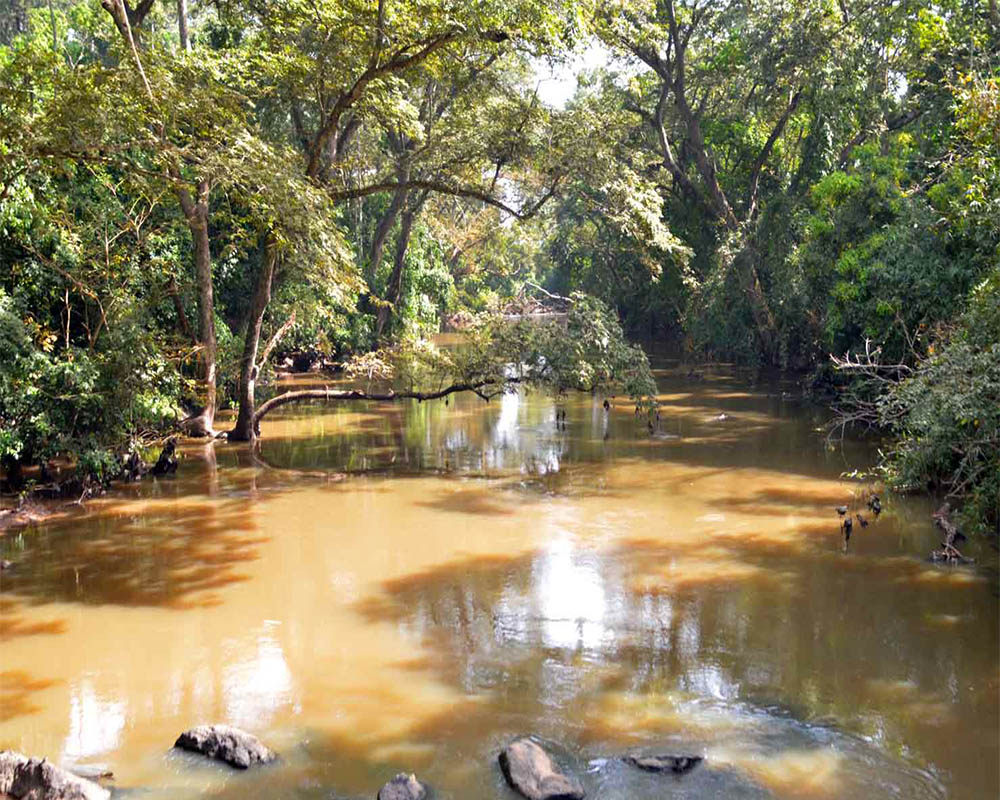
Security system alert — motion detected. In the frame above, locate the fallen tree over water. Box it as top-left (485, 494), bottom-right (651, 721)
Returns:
top-left (240, 294), bottom-right (658, 440)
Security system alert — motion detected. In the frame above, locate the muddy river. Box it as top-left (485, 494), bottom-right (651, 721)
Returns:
top-left (1, 364), bottom-right (997, 799)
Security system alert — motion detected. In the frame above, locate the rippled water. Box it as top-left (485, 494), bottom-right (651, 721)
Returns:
top-left (1, 364), bottom-right (997, 799)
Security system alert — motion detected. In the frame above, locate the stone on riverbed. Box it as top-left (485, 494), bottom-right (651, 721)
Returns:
top-left (377, 772), bottom-right (428, 800)
top-left (174, 724), bottom-right (276, 769)
top-left (498, 738), bottom-right (585, 800)
top-left (1, 751), bottom-right (110, 800)
top-left (623, 754), bottom-right (703, 775)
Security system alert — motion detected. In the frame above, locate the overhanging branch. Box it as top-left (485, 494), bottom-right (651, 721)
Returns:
top-left (330, 177), bottom-right (561, 220)
top-left (251, 378), bottom-right (521, 428)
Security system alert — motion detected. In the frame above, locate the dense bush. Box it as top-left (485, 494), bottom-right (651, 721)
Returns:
top-left (0, 288), bottom-right (181, 474)
top-left (880, 272), bottom-right (1000, 535)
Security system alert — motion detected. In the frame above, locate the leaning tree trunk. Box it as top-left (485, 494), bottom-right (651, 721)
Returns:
top-left (178, 181), bottom-right (218, 436)
top-left (229, 239), bottom-right (278, 442)
top-left (375, 208), bottom-right (416, 340)
top-left (375, 191), bottom-right (427, 341)
top-left (368, 183), bottom-right (407, 287)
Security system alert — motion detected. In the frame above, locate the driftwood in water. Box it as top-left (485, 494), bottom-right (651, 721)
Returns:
top-left (930, 503), bottom-right (973, 564)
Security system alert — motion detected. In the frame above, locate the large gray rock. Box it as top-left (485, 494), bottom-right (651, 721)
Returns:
top-left (0, 752), bottom-right (110, 800)
top-left (174, 724), bottom-right (276, 769)
top-left (498, 738), bottom-right (584, 800)
top-left (377, 772), bottom-right (428, 800)
top-left (623, 754), bottom-right (703, 775)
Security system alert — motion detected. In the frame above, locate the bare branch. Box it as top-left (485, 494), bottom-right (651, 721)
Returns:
top-left (257, 312), bottom-right (296, 370)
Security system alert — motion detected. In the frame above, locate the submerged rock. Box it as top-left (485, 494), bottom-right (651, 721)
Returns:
top-left (623, 754), bottom-right (703, 775)
top-left (498, 738), bottom-right (585, 800)
top-left (0, 751), bottom-right (110, 800)
top-left (174, 724), bottom-right (276, 769)
top-left (377, 772), bottom-right (428, 800)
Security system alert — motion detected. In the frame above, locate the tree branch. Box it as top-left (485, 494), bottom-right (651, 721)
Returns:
top-left (306, 28), bottom-right (465, 177)
top-left (329, 177), bottom-right (562, 220)
top-left (745, 87), bottom-right (802, 219)
top-left (252, 378), bottom-right (523, 427)
top-left (257, 312), bottom-right (296, 370)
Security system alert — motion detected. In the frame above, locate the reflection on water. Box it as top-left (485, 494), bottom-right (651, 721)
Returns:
top-left (223, 627), bottom-right (293, 729)
top-left (0, 364), bottom-right (997, 799)
top-left (65, 683), bottom-right (125, 761)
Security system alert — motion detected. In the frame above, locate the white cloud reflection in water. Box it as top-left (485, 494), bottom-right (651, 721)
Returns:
top-left (63, 681), bottom-right (126, 761)
top-left (535, 537), bottom-right (608, 651)
top-left (223, 627), bottom-right (292, 729)
top-left (492, 390), bottom-right (520, 452)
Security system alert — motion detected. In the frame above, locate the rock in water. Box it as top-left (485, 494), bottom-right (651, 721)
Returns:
top-left (377, 772), bottom-right (428, 800)
top-left (0, 751), bottom-right (110, 800)
top-left (623, 754), bottom-right (703, 775)
top-left (498, 738), bottom-right (585, 800)
top-left (174, 724), bottom-right (276, 769)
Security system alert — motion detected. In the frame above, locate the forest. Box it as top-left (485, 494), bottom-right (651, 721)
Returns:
top-left (1, 0), bottom-right (997, 534)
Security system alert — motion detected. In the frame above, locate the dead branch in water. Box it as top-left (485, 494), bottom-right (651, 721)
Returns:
top-left (930, 503), bottom-right (974, 565)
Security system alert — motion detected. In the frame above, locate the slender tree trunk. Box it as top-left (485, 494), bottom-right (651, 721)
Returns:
top-left (177, 0), bottom-right (190, 51)
top-left (178, 181), bottom-right (217, 436)
top-left (375, 204), bottom-right (418, 340)
top-left (230, 239), bottom-right (278, 442)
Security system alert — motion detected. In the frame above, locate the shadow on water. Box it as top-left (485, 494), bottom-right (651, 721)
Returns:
top-left (0, 595), bottom-right (68, 641)
top-left (0, 448), bottom-right (275, 610)
top-left (0, 502), bottom-right (266, 609)
top-left (0, 669), bottom-right (61, 724)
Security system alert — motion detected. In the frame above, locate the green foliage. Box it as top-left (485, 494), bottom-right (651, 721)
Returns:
top-left (0, 288), bottom-right (181, 466)
top-left (1, 0), bottom-right (996, 528)
top-left (795, 149), bottom-right (987, 362)
top-left (356, 293), bottom-right (657, 405)
top-left (880, 272), bottom-right (1000, 536)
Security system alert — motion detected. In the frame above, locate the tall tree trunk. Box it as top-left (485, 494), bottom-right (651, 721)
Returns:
top-left (177, 0), bottom-right (190, 51)
top-left (178, 180), bottom-right (217, 436)
top-left (230, 239), bottom-right (278, 442)
top-left (375, 204), bottom-right (418, 340)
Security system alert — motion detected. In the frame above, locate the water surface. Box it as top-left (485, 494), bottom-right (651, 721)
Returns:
top-left (1, 365), bottom-right (997, 799)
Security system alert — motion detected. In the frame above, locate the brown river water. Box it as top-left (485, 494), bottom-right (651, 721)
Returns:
top-left (1, 363), bottom-right (998, 799)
